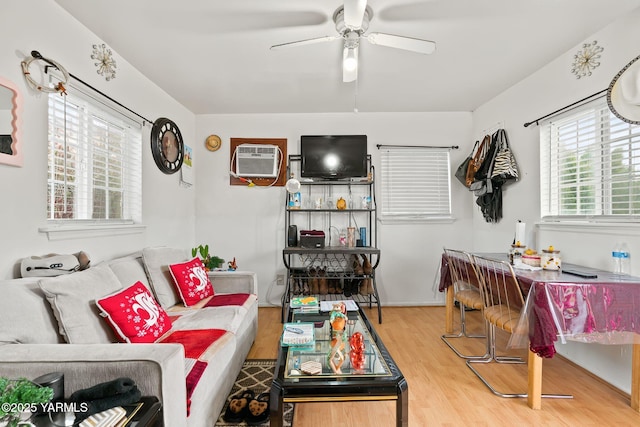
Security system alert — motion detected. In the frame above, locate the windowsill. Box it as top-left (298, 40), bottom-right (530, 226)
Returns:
top-left (378, 215), bottom-right (456, 225)
top-left (536, 221), bottom-right (640, 236)
top-left (39, 223), bottom-right (146, 241)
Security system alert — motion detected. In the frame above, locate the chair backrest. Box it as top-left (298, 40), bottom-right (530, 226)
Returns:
top-left (471, 254), bottom-right (525, 331)
top-left (443, 248), bottom-right (480, 295)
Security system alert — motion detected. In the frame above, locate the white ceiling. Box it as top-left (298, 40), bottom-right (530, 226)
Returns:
top-left (55, 0), bottom-right (640, 114)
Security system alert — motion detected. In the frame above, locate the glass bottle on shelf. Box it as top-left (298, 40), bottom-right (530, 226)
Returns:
top-left (347, 227), bottom-right (356, 248)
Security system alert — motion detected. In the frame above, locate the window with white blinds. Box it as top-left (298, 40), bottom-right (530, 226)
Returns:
top-left (540, 96), bottom-right (640, 220)
top-left (47, 89), bottom-right (142, 223)
top-left (379, 146), bottom-right (452, 220)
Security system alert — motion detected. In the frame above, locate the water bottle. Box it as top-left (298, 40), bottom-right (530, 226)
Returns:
top-left (612, 243), bottom-right (623, 274)
top-left (612, 243), bottom-right (631, 274)
top-left (620, 243), bottom-right (631, 275)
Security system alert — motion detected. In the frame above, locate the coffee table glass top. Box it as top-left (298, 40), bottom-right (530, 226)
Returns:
top-left (284, 310), bottom-right (392, 379)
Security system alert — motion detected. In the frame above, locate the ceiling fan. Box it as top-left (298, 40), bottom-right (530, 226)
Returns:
top-left (270, 0), bottom-right (436, 82)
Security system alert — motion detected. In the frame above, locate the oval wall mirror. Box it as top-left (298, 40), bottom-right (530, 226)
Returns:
top-left (0, 76), bottom-right (22, 167)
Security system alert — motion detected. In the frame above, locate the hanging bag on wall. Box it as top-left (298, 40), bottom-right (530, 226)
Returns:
top-left (469, 131), bottom-right (499, 196)
top-left (470, 175), bottom-right (492, 196)
top-left (491, 129), bottom-right (519, 184)
top-left (473, 132), bottom-right (498, 182)
top-left (454, 140), bottom-right (478, 187)
top-left (465, 134), bottom-right (490, 187)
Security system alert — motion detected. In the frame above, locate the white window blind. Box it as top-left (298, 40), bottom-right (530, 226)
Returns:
top-left (540, 96), bottom-right (640, 220)
top-left (47, 89), bottom-right (142, 223)
top-left (379, 146), bottom-right (452, 220)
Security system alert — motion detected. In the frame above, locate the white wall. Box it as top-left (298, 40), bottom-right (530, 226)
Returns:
top-left (471, 7), bottom-right (640, 395)
top-left (0, 0), bottom-right (197, 278)
top-left (194, 112), bottom-right (474, 307)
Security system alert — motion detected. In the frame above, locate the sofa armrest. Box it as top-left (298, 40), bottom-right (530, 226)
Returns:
top-left (0, 343), bottom-right (186, 426)
top-left (208, 270), bottom-right (257, 295)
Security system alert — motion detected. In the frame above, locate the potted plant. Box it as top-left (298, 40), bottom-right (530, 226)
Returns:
top-left (192, 244), bottom-right (225, 271)
top-left (0, 377), bottom-right (53, 427)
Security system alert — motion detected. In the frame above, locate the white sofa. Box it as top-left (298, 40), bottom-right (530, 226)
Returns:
top-left (0, 247), bottom-right (258, 427)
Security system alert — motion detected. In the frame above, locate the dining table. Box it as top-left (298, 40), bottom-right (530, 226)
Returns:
top-left (439, 252), bottom-right (640, 411)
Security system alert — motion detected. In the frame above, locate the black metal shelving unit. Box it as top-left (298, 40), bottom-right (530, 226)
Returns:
top-left (282, 155), bottom-right (382, 323)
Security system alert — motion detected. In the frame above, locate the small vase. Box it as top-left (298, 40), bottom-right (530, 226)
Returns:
top-left (347, 227), bottom-right (356, 248)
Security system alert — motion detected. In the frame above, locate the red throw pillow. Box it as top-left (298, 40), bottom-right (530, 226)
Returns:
top-left (169, 258), bottom-right (214, 306)
top-left (97, 282), bottom-right (172, 343)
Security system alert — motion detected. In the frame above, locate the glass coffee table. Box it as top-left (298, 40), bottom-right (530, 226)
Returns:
top-left (270, 305), bottom-right (408, 427)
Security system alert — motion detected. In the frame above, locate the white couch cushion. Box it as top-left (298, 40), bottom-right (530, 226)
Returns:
top-left (107, 252), bottom-right (153, 293)
top-left (39, 263), bottom-right (123, 344)
top-left (0, 278), bottom-right (63, 344)
top-left (168, 306), bottom-right (247, 335)
top-left (142, 247), bottom-right (188, 309)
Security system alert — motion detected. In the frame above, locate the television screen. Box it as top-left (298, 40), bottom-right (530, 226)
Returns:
top-left (300, 135), bottom-right (368, 179)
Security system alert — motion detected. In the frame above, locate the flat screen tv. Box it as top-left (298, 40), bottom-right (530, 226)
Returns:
top-left (300, 135), bottom-right (368, 180)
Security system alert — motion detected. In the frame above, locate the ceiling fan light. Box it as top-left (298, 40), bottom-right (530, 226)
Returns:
top-left (344, 47), bottom-right (358, 72)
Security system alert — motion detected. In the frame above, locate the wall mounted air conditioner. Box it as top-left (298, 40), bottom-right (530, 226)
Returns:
top-left (235, 144), bottom-right (279, 178)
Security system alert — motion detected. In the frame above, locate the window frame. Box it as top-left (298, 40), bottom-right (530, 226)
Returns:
top-left (540, 95), bottom-right (640, 223)
top-left (41, 84), bottom-right (145, 240)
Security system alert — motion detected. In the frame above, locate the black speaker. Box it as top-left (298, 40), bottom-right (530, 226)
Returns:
top-left (288, 225), bottom-right (298, 246)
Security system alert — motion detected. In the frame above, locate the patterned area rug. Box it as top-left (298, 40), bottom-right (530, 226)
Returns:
top-left (215, 359), bottom-right (294, 427)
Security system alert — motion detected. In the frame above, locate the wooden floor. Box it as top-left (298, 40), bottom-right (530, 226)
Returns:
top-left (248, 306), bottom-right (640, 426)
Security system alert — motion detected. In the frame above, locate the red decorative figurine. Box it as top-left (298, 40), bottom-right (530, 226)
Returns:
top-left (349, 332), bottom-right (365, 372)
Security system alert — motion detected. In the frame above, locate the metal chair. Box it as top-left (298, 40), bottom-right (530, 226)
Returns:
top-left (466, 255), bottom-right (572, 399)
top-left (440, 248), bottom-right (488, 359)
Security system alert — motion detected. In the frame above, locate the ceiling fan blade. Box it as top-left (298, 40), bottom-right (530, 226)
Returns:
top-left (270, 35), bottom-right (339, 50)
top-left (366, 32), bottom-right (436, 55)
top-left (343, 45), bottom-right (359, 82)
top-left (343, 0), bottom-right (367, 29)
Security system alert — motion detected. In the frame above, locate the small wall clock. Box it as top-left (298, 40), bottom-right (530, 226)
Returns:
top-left (151, 117), bottom-right (184, 174)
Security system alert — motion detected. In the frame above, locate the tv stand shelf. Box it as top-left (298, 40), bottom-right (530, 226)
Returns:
top-left (283, 247), bottom-right (380, 276)
top-left (282, 154), bottom-right (382, 323)
top-left (286, 208), bottom-right (375, 213)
